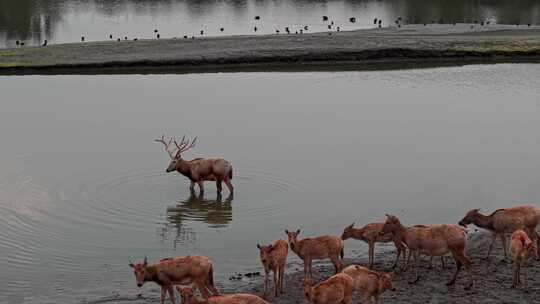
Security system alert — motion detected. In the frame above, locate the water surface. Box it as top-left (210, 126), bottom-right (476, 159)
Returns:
top-left (1, 0), bottom-right (540, 47)
top-left (1, 64), bottom-right (540, 303)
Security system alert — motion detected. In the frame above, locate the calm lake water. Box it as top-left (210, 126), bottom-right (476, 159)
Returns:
top-left (1, 64), bottom-right (540, 303)
top-left (1, 0), bottom-right (540, 47)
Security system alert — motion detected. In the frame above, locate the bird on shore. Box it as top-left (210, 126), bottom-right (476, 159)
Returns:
top-left (254, 26), bottom-right (257, 32)
top-left (124, 36), bottom-right (128, 40)
top-left (300, 29), bottom-right (304, 34)
top-left (220, 27), bottom-right (224, 32)
top-left (254, 16), bottom-right (260, 20)
top-left (349, 17), bottom-right (356, 23)
top-left (322, 16), bottom-right (328, 21)
top-left (81, 36), bottom-right (85, 42)
top-left (42, 40), bottom-right (47, 46)
top-left (183, 35), bottom-right (188, 39)
top-left (285, 27), bottom-right (290, 34)
top-left (134, 38), bottom-right (138, 41)
top-left (157, 34), bottom-right (160, 39)
top-left (117, 38), bottom-right (121, 41)
top-left (16, 40), bottom-right (20, 45)
top-left (304, 25), bottom-right (309, 30)
top-left (109, 34), bottom-right (113, 39)
top-left (200, 30), bottom-right (204, 35)
top-left (275, 29), bottom-right (280, 34)
top-left (374, 18), bottom-right (378, 24)
top-left (337, 26), bottom-right (341, 31)
top-left (154, 29), bottom-right (158, 33)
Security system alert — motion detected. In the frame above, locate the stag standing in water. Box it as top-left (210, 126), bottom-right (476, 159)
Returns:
top-left (155, 134), bottom-right (234, 197)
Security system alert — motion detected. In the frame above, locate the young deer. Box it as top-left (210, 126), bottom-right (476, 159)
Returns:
top-left (285, 229), bottom-right (344, 280)
top-left (256, 240), bottom-right (288, 297)
top-left (381, 214), bottom-right (473, 289)
top-left (129, 256), bottom-right (219, 304)
top-left (178, 287), bottom-right (268, 304)
top-left (510, 229), bottom-right (539, 290)
top-left (341, 222), bottom-right (406, 269)
top-left (459, 205), bottom-right (540, 260)
top-left (341, 265), bottom-right (395, 304)
top-left (303, 273), bottom-right (353, 304)
top-left (155, 134), bottom-right (234, 197)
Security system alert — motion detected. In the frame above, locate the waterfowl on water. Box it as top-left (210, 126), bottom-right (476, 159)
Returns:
top-left (374, 18), bottom-right (378, 24)
top-left (81, 36), bottom-right (85, 41)
top-left (117, 38), bottom-right (121, 41)
top-left (331, 21), bottom-right (334, 25)
top-left (300, 29), bottom-right (304, 34)
top-left (220, 27), bottom-right (224, 32)
top-left (124, 36), bottom-right (128, 40)
top-left (304, 25), bottom-right (309, 30)
top-left (285, 27), bottom-right (290, 34)
top-left (109, 34), bottom-right (113, 39)
top-left (20, 42), bottom-right (25, 46)
top-left (337, 26), bottom-right (341, 31)
top-left (16, 40), bottom-right (20, 45)
top-left (275, 29), bottom-right (280, 34)
top-left (157, 34), bottom-right (160, 39)
top-left (328, 25), bottom-right (332, 29)
top-left (254, 26), bottom-right (257, 32)
top-left (349, 17), bottom-right (356, 23)
top-left (154, 29), bottom-right (158, 33)
top-left (133, 38), bottom-right (138, 41)
top-left (322, 16), bottom-right (328, 21)
top-left (200, 30), bottom-right (204, 35)
top-left (254, 16), bottom-right (260, 20)
top-left (184, 35), bottom-right (188, 39)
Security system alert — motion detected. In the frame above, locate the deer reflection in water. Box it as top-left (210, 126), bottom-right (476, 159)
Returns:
top-left (167, 190), bottom-right (233, 230)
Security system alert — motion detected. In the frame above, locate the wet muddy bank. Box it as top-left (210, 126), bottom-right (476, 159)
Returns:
top-left (1, 25), bottom-right (540, 75)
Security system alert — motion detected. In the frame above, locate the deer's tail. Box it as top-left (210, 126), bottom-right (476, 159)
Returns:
top-left (340, 246), bottom-right (344, 259)
top-left (229, 167), bottom-right (233, 180)
top-left (209, 264), bottom-right (215, 287)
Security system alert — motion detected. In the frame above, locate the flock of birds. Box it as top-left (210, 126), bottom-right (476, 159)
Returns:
top-left (9, 15), bottom-right (535, 48)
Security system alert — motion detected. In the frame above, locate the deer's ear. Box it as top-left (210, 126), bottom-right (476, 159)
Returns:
top-left (143, 256), bottom-right (148, 266)
top-left (296, 229), bottom-right (301, 235)
top-left (285, 229), bottom-right (289, 234)
top-left (257, 244), bottom-right (261, 249)
top-left (268, 245), bottom-right (274, 251)
top-left (129, 262), bottom-right (135, 268)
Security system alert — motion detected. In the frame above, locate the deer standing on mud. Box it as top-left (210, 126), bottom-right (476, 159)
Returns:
top-left (256, 240), bottom-right (288, 298)
top-left (458, 205), bottom-right (540, 260)
top-left (510, 229), bottom-right (539, 290)
top-left (155, 134), bottom-right (234, 197)
top-left (303, 273), bottom-right (353, 304)
top-left (129, 256), bottom-right (219, 304)
top-left (178, 287), bottom-right (268, 304)
top-left (341, 265), bottom-right (395, 304)
top-left (285, 229), bottom-right (344, 280)
top-left (381, 214), bottom-right (473, 289)
top-left (341, 222), bottom-right (406, 269)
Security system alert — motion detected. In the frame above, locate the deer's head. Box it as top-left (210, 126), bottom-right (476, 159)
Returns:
top-left (459, 208), bottom-right (480, 227)
top-left (257, 243), bottom-right (274, 269)
top-left (379, 272), bottom-right (396, 292)
top-left (341, 222), bottom-right (355, 240)
top-left (155, 134), bottom-right (197, 173)
top-left (285, 229), bottom-right (301, 250)
top-left (381, 214), bottom-right (401, 235)
top-left (128, 256), bottom-right (149, 287)
top-left (176, 286), bottom-right (195, 304)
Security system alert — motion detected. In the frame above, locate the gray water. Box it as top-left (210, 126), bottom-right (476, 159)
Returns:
top-left (1, 0), bottom-right (540, 47)
top-left (1, 64), bottom-right (540, 303)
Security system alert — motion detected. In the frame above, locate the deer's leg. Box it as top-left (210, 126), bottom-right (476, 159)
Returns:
top-left (160, 286), bottom-right (166, 304)
top-left (263, 269), bottom-right (269, 296)
top-left (197, 180), bottom-right (205, 193)
top-left (408, 250), bottom-right (420, 284)
top-left (279, 265), bottom-right (285, 294)
top-left (166, 285), bottom-right (176, 304)
top-left (224, 179), bottom-right (234, 196)
top-left (216, 179), bottom-right (223, 195)
top-left (392, 241), bottom-right (403, 269)
top-left (368, 241), bottom-right (375, 269)
top-left (303, 258), bottom-right (310, 280)
top-left (500, 234), bottom-right (508, 260)
top-left (190, 180), bottom-right (195, 191)
top-left (330, 255), bottom-right (340, 274)
top-left (273, 269), bottom-right (279, 297)
top-left (196, 279), bottom-right (211, 299)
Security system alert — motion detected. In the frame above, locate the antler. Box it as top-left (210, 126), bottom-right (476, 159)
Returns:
top-left (173, 135), bottom-right (197, 155)
top-left (154, 134), bottom-right (177, 159)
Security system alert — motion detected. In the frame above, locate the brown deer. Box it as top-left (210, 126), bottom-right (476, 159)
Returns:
top-left (128, 256), bottom-right (219, 304)
top-left (458, 205), bottom-right (540, 260)
top-left (341, 222), bottom-right (406, 269)
top-left (178, 287), bottom-right (268, 304)
top-left (510, 229), bottom-right (539, 290)
top-left (341, 265), bottom-right (395, 304)
top-left (303, 273), bottom-right (353, 304)
top-left (256, 240), bottom-right (288, 297)
top-left (155, 134), bottom-right (234, 197)
top-left (285, 229), bottom-right (344, 280)
top-left (381, 214), bottom-right (473, 289)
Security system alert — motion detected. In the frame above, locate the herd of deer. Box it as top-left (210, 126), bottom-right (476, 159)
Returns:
top-left (128, 135), bottom-right (540, 304)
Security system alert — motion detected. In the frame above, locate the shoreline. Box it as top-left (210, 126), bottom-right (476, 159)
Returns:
top-left (1, 24), bottom-right (540, 75)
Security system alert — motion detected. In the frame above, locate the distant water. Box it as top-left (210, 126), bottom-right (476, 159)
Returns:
top-left (1, 64), bottom-right (540, 303)
top-left (1, 0), bottom-right (540, 47)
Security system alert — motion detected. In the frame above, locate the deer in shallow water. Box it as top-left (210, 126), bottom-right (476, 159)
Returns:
top-left (510, 229), bottom-right (539, 290)
top-left (257, 240), bottom-right (288, 297)
top-left (129, 256), bottom-right (219, 304)
top-left (341, 222), bottom-right (406, 269)
top-left (155, 134), bottom-right (234, 197)
top-left (381, 214), bottom-right (473, 289)
top-left (458, 205), bottom-right (540, 260)
top-left (178, 287), bottom-right (268, 304)
top-left (285, 229), bottom-right (344, 280)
